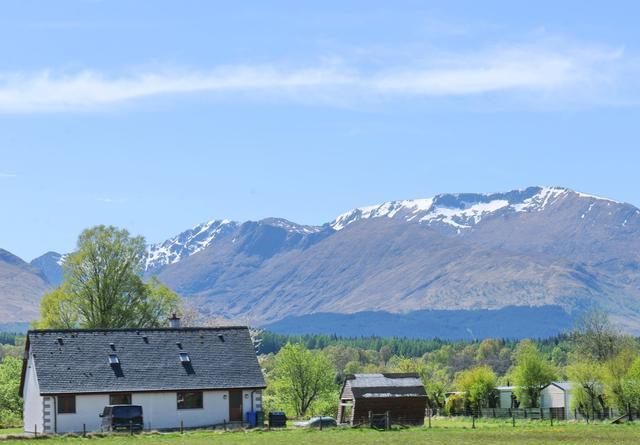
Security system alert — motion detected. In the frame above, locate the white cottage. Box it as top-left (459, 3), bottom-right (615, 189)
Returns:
top-left (19, 325), bottom-right (266, 434)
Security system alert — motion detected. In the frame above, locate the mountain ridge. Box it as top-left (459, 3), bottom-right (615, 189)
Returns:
top-left (8, 185), bottom-right (640, 338)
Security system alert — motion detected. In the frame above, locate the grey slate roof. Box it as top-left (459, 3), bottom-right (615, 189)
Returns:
top-left (23, 327), bottom-right (266, 395)
top-left (346, 373), bottom-right (427, 398)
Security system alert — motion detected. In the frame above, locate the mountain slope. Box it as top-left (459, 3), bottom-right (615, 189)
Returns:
top-left (0, 249), bottom-right (50, 323)
top-left (30, 251), bottom-right (65, 286)
top-left (7, 185), bottom-right (640, 337)
top-left (148, 186), bottom-right (640, 333)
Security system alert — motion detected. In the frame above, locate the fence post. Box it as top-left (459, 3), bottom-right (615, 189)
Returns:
top-left (130, 420), bottom-right (133, 436)
top-left (524, 409), bottom-right (527, 419)
top-left (368, 411), bottom-right (372, 428)
top-left (320, 417), bottom-right (323, 431)
top-left (541, 408), bottom-right (544, 421)
top-left (472, 416), bottom-right (475, 429)
top-left (550, 414), bottom-right (553, 427)
top-left (512, 415), bottom-right (515, 427)
top-left (34, 424), bottom-right (37, 437)
top-left (180, 420), bottom-right (184, 434)
top-left (385, 411), bottom-right (390, 431)
top-left (83, 424), bottom-right (86, 437)
top-left (428, 410), bottom-right (432, 429)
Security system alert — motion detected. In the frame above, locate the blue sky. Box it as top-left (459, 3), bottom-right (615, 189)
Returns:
top-left (1, 0), bottom-right (640, 260)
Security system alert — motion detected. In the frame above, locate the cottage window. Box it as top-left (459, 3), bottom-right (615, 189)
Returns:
top-left (57, 395), bottom-right (76, 414)
top-left (177, 391), bottom-right (203, 409)
top-left (109, 393), bottom-right (132, 405)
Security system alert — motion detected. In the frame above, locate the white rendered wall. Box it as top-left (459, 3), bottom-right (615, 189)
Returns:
top-left (133, 390), bottom-right (229, 430)
top-left (44, 389), bottom-right (262, 433)
top-left (55, 394), bottom-right (109, 433)
top-left (22, 352), bottom-right (43, 434)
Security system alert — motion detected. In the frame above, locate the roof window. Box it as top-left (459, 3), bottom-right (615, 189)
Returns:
top-left (179, 352), bottom-right (191, 363)
top-left (108, 354), bottom-right (120, 365)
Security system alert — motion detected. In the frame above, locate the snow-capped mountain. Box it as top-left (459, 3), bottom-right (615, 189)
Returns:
top-left (14, 185), bottom-right (640, 337)
top-left (148, 186), bottom-right (629, 272)
top-left (330, 186), bottom-right (626, 232)
top-left (145, 220), bottom-right (238, 272)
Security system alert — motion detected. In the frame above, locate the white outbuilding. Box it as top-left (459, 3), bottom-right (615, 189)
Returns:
top-left (19, 325), bottom-right (265, 434)
top-left (540, 381), bottom-right (573, 419)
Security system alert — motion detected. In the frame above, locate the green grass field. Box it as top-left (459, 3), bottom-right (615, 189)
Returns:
top-left (2, 419), bottom-right (639, 445)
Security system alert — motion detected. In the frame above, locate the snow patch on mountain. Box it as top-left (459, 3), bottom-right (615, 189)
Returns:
top-left (145, 219), bottom-right (237, 271)
top-left (419, 199), bottom-right (510, 228)
top-left (260, 218), bottom-right (324, 234)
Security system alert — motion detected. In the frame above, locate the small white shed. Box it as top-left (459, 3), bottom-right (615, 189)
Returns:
top-left (496, 386), bottom-right (518, 409)
top-left (540, 381), bottom-right (573, 419)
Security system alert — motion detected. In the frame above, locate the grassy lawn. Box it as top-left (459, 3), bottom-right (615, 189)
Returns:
top-left (0, 429), bottom-right (21, 436)
top-left (2, 419), bottom-right (640, 444)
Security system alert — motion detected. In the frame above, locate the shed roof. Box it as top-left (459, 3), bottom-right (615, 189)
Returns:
top-left (20, 327), bottom-right (265, 396)
top-left (545, 381), bottom-right (573, 392)
top-left (344, 373), bottom-right (427, 398)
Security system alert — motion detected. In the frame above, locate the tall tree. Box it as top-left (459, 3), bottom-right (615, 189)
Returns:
top-left (270, 343), bottom-right (337, 417)
top-left (603, 346), bottom-right (638, 411)
top-left (36, 225), bottom-right (180, 329)
top-left (567, 360), bottom-right (605, 418)
top-left (512, 340), bottom-right (557, 408)
top-left (573, 310), bottom-right (620, 362)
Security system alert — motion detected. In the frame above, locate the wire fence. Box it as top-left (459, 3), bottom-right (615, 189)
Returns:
top-left (428, 406), bottom-right (634, 422)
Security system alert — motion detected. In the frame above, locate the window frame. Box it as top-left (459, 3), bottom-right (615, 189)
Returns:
top-left (177, 391), bottom-right (203, 410)
top-left (57, 395), bottom-right (76, 414)
top-left (109, 393), bottom-right (132, 405)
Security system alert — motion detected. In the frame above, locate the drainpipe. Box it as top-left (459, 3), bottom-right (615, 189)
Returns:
top-left (53, 396), bottom-right (57, 434)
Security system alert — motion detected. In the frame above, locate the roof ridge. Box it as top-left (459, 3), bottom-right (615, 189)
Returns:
top-left (28, 326), bottom-right (249, 334)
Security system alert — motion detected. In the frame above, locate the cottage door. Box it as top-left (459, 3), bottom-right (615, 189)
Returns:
top-left (229, 390), bottom-right (243, 422)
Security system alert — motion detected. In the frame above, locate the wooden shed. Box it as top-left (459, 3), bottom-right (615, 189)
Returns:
top-left (337, 373), bottom-right (427, 426)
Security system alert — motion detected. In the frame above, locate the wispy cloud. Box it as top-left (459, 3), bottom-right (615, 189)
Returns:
top-left (98, 197), bottom-right (126, 204)
top-left (0, 42), bottom-right (630, 112)
top-left (0, 173), bottom-right (18, 178)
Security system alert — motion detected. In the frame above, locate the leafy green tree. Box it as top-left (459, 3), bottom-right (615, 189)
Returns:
top-left (269, 343), bottom-right (337, 417)
top-left (422, 363), bottom-right (451, 409)
top-left (0, 356), bottom-right (22, 427)
top-left (36, 225), bottom-right (180, 329)
top-left (36, 285), bottom-right (79, 329)
top-left (623, 357), bottom-right (640, 412)
top-left (512, 340), bottom-right (557, 407)
top-left (567, 360), bottom-right (605, 418)
top-left (455, 365), bottom-right (497, 411)
top-left (604, 346), bottom-right (637, 411)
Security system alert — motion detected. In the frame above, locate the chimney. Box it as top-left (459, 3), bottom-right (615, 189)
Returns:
top-left (169, 313), bottom-right (181, 329)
